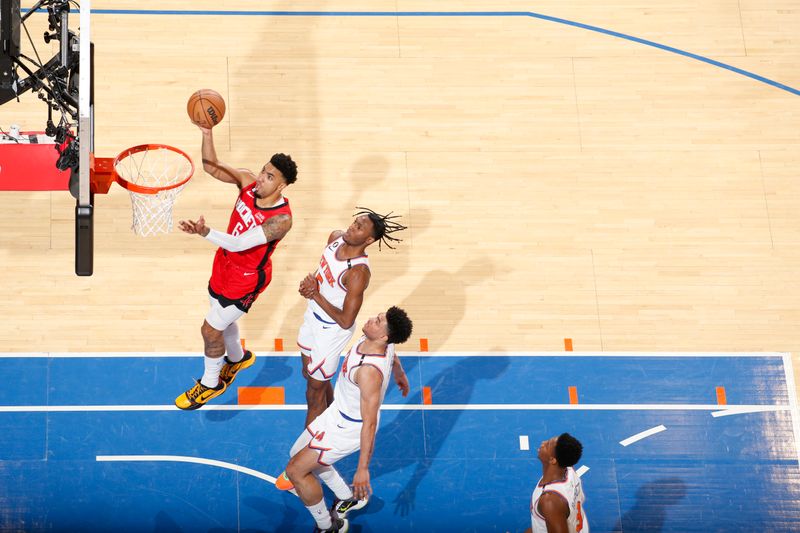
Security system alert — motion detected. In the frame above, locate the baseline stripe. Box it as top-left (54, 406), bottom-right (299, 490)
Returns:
top-left (0, 403), bottom-right (790, 413)
top-left (18, 9), bottom-right (799, 96)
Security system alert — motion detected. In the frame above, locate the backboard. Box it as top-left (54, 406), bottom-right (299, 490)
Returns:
top-left (75, 0), bottom-right (93, 276)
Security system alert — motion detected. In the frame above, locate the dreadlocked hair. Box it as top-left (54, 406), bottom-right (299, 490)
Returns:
top-left (354, 206), bottom-right (407, 250)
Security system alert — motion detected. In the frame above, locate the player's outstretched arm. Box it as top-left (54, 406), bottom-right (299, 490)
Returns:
top-left (353, 365), bottom-right (383, 501)
top-left (539, 493), bottom-right (570, 533)
top-left (199, 127), bottom-right (255, 188)
top-left (179, 214), bottom-right (291, 253)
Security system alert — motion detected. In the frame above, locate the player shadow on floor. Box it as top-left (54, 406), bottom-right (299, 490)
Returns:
top-left (362, 354), bottom-right (511, 517)
top-left (614, 477), bottom-right (687, 532)
top-left (395, 256), bottom-right (496, 350)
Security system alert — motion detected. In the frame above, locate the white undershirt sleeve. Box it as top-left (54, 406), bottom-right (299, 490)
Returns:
top-left (204, 225), bottom-right (267, 252)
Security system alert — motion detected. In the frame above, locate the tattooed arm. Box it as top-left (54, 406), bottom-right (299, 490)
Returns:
top-left (260, 214), bottom-right (293, 242)
top-left (179, 214), bottom-right (292, 252)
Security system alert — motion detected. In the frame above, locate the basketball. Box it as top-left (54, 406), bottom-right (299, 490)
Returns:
top-left (187, 89), bottom-right (226, 128)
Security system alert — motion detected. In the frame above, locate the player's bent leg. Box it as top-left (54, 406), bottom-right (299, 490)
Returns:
top-left (305, 376), bottom-right (330, 427)
top-left (222, 321), bottom-right (245, 362)
top-left (325, 380), bottom-right (334, 407)
top-left (175, 319), bottom-right (227, 410)
top-left (286, 447), bottom-right (325, 505)
top-left (278, 408), bottom-right (317, 492)
top-left (199, 320), bottom-right (226, 389)
top-left (287, 448), bottom-right (349, 532)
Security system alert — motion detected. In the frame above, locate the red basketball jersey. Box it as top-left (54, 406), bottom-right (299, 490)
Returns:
top-left (223, 182), bottom-right (292, 272)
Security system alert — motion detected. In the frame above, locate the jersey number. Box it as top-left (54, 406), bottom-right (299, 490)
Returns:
top-left (576, 501), bottom-right (584, 532)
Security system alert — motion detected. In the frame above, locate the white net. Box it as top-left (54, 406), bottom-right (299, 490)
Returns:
top-left (115, 146), bottom-right (193, 237)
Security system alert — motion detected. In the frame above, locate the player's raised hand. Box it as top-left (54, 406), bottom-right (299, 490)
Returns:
top-left (178, 216), bottom-right (210, 237)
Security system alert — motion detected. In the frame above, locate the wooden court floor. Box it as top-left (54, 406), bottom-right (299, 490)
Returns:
top-left (1, 1), bottom-right (799, 378)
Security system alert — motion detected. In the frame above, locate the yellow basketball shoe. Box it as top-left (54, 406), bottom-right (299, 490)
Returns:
top-left (220, 350), bottom-right (256, 386)
top-left (175, 379), bottom-right (227, 410)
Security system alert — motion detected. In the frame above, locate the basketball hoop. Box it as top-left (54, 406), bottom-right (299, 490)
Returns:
top-left (91, 144), bottom-right (194, 237)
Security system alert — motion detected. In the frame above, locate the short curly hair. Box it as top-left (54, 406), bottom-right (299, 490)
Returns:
top-left (270, 153), bottom-right (298, 184)
top-left (555, 433), bottom-right (583, 468)
top-left (385, 306), bottom-right (413, 345)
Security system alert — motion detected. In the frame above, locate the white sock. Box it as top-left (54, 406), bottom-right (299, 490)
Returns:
top-left (200, 356), bottom-right (224, 388)
top-left (223, 322), bottom-right (244, 363)
top-left (317, 466), bottom-right (354, 501)
top-left (305, 498), bottom-right (331, 530)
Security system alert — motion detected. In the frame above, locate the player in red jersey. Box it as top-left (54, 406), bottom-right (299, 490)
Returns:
top-left (175, 125), bottom-right (298, 410)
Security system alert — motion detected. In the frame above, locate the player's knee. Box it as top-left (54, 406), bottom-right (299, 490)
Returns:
top-left (285, 458), bottom-right (304, 483)
top-left (201, 321), bottom-right (222, 341)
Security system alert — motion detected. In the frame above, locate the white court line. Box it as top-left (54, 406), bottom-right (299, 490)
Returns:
top-left (0, 403), bottom-right (791, 413)
top-left (783, 354), bottom-right (800, 467)
top-left (619, 425), bottom-right (667, 447)
top-left (96, 455), bottom-right (287, 487)
top-left (519, 435), bottom-right (530, 450)
top-left (711, 406), bottom-right (787, 418)
top-left (575, 465), bottom-right (590, 478)
top-left (0, 351), bottom-right (788, 358)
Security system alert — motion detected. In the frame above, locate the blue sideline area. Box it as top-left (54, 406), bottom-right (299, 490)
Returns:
top-left (0, 353), bottom-right (798, 532)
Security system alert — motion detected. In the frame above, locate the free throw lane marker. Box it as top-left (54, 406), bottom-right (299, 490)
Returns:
top-left (568, 386), bottom-right (579, 404)
top-left (716, 386), bottom-right (727, 405)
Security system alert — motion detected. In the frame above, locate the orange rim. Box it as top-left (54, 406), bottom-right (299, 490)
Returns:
top-left (113, 144), bottom-right (195, 194)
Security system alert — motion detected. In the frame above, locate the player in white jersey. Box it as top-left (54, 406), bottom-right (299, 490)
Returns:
top-left (283, 307), bottom-right (413, 533)
top-left (528, 433), bottom-right (588, 533)
top-left (296, 208), bottom-right (406, 428)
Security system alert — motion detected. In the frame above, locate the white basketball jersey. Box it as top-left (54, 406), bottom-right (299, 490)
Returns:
top-left (530, 467), bottom-right (588, 533)
top-left (333, 336), bottom-right (395, 422)
top-left (310, 237), bottom-right (370, 323)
